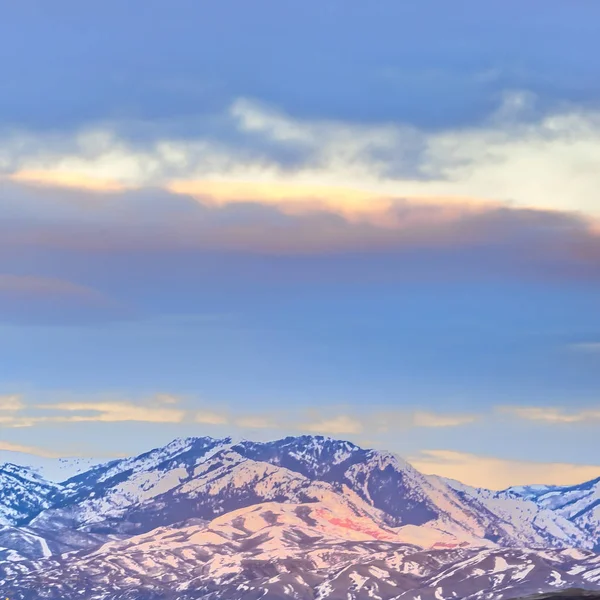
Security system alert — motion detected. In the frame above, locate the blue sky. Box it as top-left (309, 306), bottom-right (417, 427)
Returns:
top-left (1, 0), bottom-right (600, 488)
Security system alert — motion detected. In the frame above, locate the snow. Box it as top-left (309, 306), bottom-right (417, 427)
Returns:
top-left (512, 564), bottom-right (535, 582)
top-left (349, 571), bottom-right (369, 590)
top-left (569, 565), bottom-right (587, 575)
top-left (492, 557), bottom-right (510, 573)
top-left (561, 548), bottom-right (589, 560)
top-left (549, 570), bottom-right (564, 586)
top-left (38, 536), bottom-right (51, 558)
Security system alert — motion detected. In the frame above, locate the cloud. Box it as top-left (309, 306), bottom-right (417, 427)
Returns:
top-left (0, 274), bottom-right (127, 325)
top-left (0, 394), bottom-right (42, 427)
top-left (302, 414), bottom-right (364, 435)
top-left (1, 96), bottom-right (599, 291)
top-left (0, 389), bottom-right (480, 442)
top-left (0, 399), bottom-right (38, 428)
top-left (194, 410), bottom-right (228, 426)
top-left (0, 394), bottom-right (225, 428)
top-left (0, 274), bottom-right (104, 298)
top-left (10, 169), bottom-right (127, 192)
top-left (500, 405), bottom-right (600, 424)
top-left (410, 449), bottom-right (600, 489)
top-left (234, 415), bottom-right (275, 429)
top-left (39, 397), bottom-right (186, 424)
top-left (0, 415), bottom-right (35, 427)
top-left (2, 183), bottom-right (598, 295)
top-left (0, 394), bottom-right (23, 412)
top-left (299, 409), bottom-right (477, 436)
top-left (5, 389), bottom-right (587, 486)
top-left (154, 393), bottom-right (180, 405)
top-left (411, 411), bottom-right (479, 428)
top-left (368, 410), bottom-right (480, 433)
top-left (0, 440), bottom-right (62, 458)
top-left (3, 93), bottom-right (600, 223)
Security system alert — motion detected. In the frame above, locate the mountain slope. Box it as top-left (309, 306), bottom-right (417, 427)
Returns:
top-left (444, 479), bottom-right (593, 550)
top-left (0, 463), bottom-right (60, 525)
top-left (3, 510), bottom-right (600, 600)
top-left (509, 478), bottom-right (600, 551)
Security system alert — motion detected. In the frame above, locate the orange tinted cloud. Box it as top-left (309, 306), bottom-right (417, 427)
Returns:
top-left (167, 179), bottom-right (392, 221)
top-left (167, 178), bottom-right (502, 229)
top-left (9, 169), bottom-right (126, 192)
top-left (7, 167), bottom-right (502, 231)
top-left (410, 449), bottom-right (600, 489)
top-left (40, 401), bottom-right (186, 423)
top-left (0, 440), bottom-right (62, 458)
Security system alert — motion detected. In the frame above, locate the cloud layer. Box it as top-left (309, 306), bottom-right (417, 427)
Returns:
top-left (5, 391), bottom-right (600, 432)
top-left (3, 94), bottom-right (600, 220)
top-left (1, 95), bottom-right (599, 333)
top-left (500, 406), bottom-right (600, 424)
top-left (410, 449), bottom-right (600, 489)
top-left (1, 392), bottom-right (479, 435)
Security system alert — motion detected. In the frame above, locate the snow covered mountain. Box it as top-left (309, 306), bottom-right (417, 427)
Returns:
top-left (0, 463), bottom-right (59, 525)
top-left (2, 434), bottom-right (600, 599)
top-left (3, 511), bottom-right (600, 600)
top-left (508, 478), bottom-right (600, 551)
top-left (442, 479), bottom-right (592, 550)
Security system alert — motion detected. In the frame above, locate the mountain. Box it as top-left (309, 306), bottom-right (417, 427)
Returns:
top-left (508, 479), bottom-right (600, 550)
top-left (443, 479), bottom-right (592, 550)
top-left (24, 435), bottom-right (575, 550)
top-left (0, 462), bottom-right (59, 525)
top-left (2, 434), bottom-right (600, 599)
top-left (2, 515), bottom-right (600, 600)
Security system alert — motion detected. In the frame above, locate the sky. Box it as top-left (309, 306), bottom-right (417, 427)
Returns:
top-left (1, 0), bottom-right (600, 489)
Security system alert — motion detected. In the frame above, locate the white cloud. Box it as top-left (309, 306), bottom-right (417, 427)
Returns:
top-left (0, 415), bottom-right (37, 427)
top-left (0, 394), bottom-right (23, 412)
top-left (410, 449), bottom-right (600, 489)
